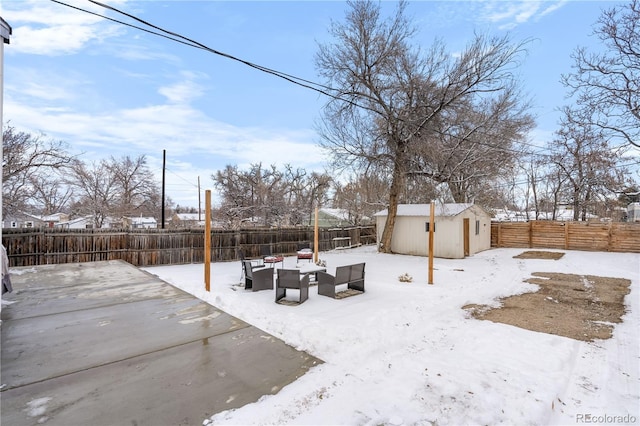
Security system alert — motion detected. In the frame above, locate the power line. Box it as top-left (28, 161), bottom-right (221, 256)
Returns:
top-left (49, 0), bottom-right (640, 179)
top-left (164, 167), bottom-right (199, 189)
top-left (50, 0), bottom-right (380, 116)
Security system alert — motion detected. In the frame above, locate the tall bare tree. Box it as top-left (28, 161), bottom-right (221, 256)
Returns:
top-left (410, 86), bottom-right (534, 204)
top-left (333, 172), bottom-right (389, 224)
top-left (562, 0), bottom-right (640, 148)
top-left (107, 155), bottom-right (160, 217)
top-left (28, 171), bottom-right (74, 215)
top-left (2, 125), bottom-right (72, 216)
top-left (213, 164), bottom-right (332, 228)
top-left (316, 0), bottom-right (532, 252)
top-left (67, 159), bottom-right (119, 228)
top-left (549, 107), bottom-right (630, 220)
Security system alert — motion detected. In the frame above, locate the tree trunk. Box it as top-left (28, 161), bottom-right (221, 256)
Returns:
top-left (573, 189), bottom-right (581, 221)
top-left (380, 159), bottom-right (405, 253)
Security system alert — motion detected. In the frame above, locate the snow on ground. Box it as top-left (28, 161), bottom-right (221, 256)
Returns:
top-left (143, 246), bottom-right (640, 426)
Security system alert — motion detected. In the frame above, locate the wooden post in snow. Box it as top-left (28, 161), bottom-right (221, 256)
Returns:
top-left (428, 200), bottom-right (435, 285)
top-left (204, 190), bottom-right (211, 291)
top-left (314, 206), bottom-right (319, 264)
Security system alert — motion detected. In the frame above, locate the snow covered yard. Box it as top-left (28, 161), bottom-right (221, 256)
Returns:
top-left (143, 246), bottom-right (639, 426)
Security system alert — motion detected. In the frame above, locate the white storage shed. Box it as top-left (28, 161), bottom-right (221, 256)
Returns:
top-left (374, 203), bottom-right (492, 259)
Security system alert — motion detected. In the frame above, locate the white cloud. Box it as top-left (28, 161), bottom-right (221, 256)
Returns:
top-left (5, 66), bottom-right (92, 105)
top-left (5, 90), bottom-right (326, 207)
top-left (2, 0), bottom-right (125, 55)
top-left (479, 1), bottom-right (567, 30)
top-left (158, 73), bottom-right (207, 104)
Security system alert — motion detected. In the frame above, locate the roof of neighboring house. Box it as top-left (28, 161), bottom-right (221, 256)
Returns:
top-left (3, 212), bottom-right (44, 222)
top-left (55, 216), bottom-right (94, 226)
top-left (174, 213), bottom-right (202, 221)
top-left (319, 208), bottom-right (350, 220)
top-left (38, 213), bottom-right (68, 222)
top-left (374, 203), bottom-right (477, 217)
top-left (128, 216), bottom-right (157, 224)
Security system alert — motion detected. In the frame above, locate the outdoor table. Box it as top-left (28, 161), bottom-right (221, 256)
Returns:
top-left (297, 264), bottom-right (326, 283)
top-left (263, 256), bottom-right (284, 269)
top-left (297, 248), bottom-right (313, 262)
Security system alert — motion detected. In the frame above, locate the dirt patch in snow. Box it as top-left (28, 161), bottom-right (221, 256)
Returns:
top-left (512, 251), bottom-right (565, 260)
top-left (464, 272), bottom-right (631, 342)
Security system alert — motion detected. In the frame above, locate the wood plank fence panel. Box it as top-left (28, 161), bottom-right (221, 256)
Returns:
top-left (530, 221), bottom-right (566, 249)
top-left (491, 221), bottom-right (640, 253)
top-left (2, 226), bottom-right (376, 267)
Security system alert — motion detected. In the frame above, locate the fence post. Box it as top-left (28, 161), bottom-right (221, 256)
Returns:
top-left (204, 190), bottom-right (211, 292)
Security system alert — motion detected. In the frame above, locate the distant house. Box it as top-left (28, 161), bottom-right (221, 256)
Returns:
top-left (533, 204), bottom-right (598, 221)
top-left (54, 216), bottom-right (119, 229)
top-left (309, 208), bottom-right (361, 227)
top-left (171, 213), bottom-right (205, 228)
top-left (374, 203), bottom-right (492, 259)
top-left (38, 213), bottom-right (70, 228)
top-left (54, 216), bottom-right (96, 229)
top-left (491, 208), bottom-right (528, 222)
top-left (2, 212), bottom-right (44, 229)
top-left (123, 216), bottom-right (157, 229)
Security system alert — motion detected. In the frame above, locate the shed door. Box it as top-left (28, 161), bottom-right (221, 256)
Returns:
top-left (463, 218), bottom-right (470, 257)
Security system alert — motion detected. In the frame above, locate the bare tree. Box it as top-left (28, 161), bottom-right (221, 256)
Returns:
top-left (213, 163), bottom-right (285, 227)
top-left (213, 164), bottom-right (332, 228)
top-left (316, 0), bottom-right (532, 252)
top-left (28, 171), bottom-right (74, 215)
top-left (410, 85), bottom-right (534, 204)
top-left (107, 155), bottom-right (160, 217)
top-left (333, 172), bottom-right (389, 224)
top-left (548, 107), bottom-right (630, 221)
top-left (66, 160), bottom-right (120, 228)
top-left (2, 125), bottom-right (72, 216)
top-left (562, 0), bottom-right (640, 148)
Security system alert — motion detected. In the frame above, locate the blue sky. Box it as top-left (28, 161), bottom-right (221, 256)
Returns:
top-left (0, 0), bottom-right (627, 208)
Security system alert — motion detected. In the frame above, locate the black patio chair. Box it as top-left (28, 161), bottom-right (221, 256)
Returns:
top-left (238, 249), bottom-right (264, 279)
top-left (275, 269), bottom-right (310, 304)
top-left (244, 261), bottom-right (273, 292)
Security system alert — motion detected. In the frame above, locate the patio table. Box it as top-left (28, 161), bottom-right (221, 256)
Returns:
top-left (297, 264), bottom-right (326, 283)
top-left (263, 256), bottom-right (284, 269)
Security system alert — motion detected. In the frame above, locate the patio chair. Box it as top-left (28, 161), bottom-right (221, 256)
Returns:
top-left (238, 249), bottom-right (264, 279)
top-left (244, 261), bottom-right (273, 292)
top-left (317, 263), bottom-right (365, 298)
top-left (275, 269), bottom-right (310, 304)
top-left (260, 244), bottom-right (284, 268)
top-left (296, 242), bottom-right (313, 263)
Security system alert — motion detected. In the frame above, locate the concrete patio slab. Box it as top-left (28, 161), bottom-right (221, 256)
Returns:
top-left (1, 260), bottom-right (322, 426)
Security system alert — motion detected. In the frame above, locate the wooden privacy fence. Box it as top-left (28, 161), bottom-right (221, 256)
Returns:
top-left (491, 221), bottom-right (640, 253)
top-left (1, 226), bottom-right (377, 268)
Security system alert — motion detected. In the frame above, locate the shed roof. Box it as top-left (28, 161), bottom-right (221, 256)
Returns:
top-left (374, 203), bottom-right (476, 217)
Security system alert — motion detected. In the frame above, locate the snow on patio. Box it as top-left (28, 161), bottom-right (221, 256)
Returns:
top-left (143, 246), bottom-right (639, 426)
